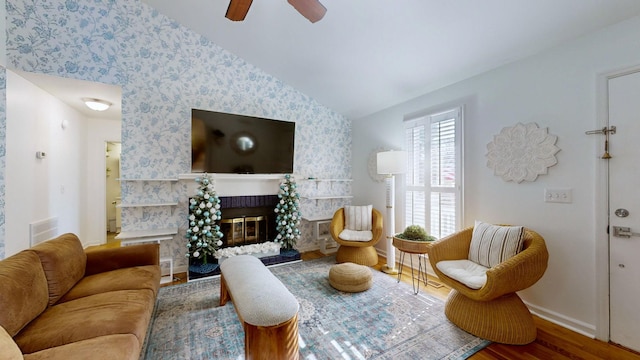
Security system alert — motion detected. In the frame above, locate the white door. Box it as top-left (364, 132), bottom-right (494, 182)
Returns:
top-left (609, 70), bottom-right (640, 352)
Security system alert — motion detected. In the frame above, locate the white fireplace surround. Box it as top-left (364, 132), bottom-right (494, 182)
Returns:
top-left (179, 173), bottom-right (284, 197)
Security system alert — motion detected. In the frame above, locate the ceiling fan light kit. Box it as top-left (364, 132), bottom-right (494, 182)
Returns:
top-left (225, 0), bottom-right (326, 23)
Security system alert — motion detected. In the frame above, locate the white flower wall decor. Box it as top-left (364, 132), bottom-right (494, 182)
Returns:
top-left (367, 147), bottom-right (390, 183)
top-left (486, 122), bottom-right (560, 183)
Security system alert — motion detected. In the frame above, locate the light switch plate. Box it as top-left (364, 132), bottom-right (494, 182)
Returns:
top-left (544, 188), bottom-right (572, 203)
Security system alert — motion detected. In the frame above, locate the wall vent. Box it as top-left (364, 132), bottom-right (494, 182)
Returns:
top-left (29, 217), bottom-right (58, 247)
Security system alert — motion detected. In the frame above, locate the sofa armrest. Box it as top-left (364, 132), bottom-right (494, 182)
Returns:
top-left (480, 229), bottom-right (549, 300)
top-left (84, 244), bottom-right (160, 276)
top-left (1, 325), bottom-right (24, 360)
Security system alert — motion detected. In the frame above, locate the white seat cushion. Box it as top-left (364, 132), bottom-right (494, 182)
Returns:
top-left (436, 259), bottom-right (489, 289)
top-left (339, 229), bottom-right (373, 242)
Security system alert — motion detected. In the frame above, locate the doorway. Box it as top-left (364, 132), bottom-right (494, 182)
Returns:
top-left (606, 69), bottom-right (640, 352)
top-left (106, 142), bottom-right (122, 243)
top-left (8, 70), bottom-right (122, 247)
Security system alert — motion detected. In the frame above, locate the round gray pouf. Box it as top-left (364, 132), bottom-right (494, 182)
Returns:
top-left (329, 262), bottom-right (373, 292)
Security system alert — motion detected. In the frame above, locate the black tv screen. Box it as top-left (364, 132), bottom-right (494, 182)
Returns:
top-left (191, 109), bottom-right (295, 174)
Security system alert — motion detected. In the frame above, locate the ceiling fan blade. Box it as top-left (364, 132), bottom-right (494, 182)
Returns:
top-left (226, 0), bottom-right (253, 21)
top-left (287, 0), bottom-right (327, 23)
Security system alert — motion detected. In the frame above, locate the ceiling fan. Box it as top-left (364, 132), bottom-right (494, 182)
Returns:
top-left (226, 0), bottom-right (327, 23)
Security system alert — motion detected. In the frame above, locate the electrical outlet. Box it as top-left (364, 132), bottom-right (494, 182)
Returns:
top-left (544, 188), bottom-right (572, 203)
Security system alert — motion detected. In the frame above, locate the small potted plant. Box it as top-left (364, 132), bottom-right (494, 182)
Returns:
top-left (393, 225), bottom-right (436, 253)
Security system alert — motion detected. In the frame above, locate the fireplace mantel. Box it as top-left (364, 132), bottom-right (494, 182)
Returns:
top-left (179, 173), bottom-right (285, 196)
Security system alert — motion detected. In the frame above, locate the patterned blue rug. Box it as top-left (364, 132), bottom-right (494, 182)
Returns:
top-left (141, 256), bottom-right (490, 359)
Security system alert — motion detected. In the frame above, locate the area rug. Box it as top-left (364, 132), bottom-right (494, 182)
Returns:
top-left (141, 256), bottom-right (490, 359)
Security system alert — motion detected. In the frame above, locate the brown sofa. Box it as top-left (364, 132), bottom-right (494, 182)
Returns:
top-left (0, 233), bottom-right (160, 360)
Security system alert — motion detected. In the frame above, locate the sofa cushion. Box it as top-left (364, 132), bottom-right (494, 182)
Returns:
top-left (23, 334), bottom-right (139, 360)
top-left (1, 325), bottom-right (24, 360)
top-left (58, 265), bottom-right (161, 303)
top-left (0, 251), bottom-right (49, 336)
top-left (84, 243), bottom-right (160, 276)
top-left (468, 221), bottom-right (524, 268)
top-left (344, 205), bottom-right (372, 231)
top-left (436, 259), bottom-right (489, 289)
top-left (30, 233), bottom-right (87, 306)
top-left (14, 289), bottom-right (155, 354)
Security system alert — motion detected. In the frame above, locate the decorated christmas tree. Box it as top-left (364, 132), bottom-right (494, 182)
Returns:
top-left (274, 174), bottom-right (301, 250)
top-left (186, 174), bottom-right (223, 265)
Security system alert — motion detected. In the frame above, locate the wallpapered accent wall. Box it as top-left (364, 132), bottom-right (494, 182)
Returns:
top-left (4, 0), bottom-right (351, 264)
top-left (0, 67), bottom-right (5, 259)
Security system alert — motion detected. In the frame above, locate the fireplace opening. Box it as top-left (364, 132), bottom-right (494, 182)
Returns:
top-left (188, 194), bottom-right (301, 281)
top-left (218, 195), bottom-right (279, 248)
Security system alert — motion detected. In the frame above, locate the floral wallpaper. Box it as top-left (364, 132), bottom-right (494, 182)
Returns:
top-left (0, 67), bottom-right (5, 259)
top-left (5, 0), bottom-right (351, 264)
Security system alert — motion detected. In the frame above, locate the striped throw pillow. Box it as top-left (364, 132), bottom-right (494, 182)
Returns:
top-left (344, 205), bottom-right (373, 231)
top-left (468, 221), bottom-right (524, 268)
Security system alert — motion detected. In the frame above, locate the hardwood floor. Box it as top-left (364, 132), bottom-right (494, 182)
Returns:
top-left (145, 247), bottom-right (640, 359)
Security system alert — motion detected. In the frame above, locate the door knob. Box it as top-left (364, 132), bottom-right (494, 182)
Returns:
top-left (615, 208), bottom-right (630, 218)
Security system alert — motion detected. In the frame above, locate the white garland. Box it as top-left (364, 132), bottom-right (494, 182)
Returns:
top-left (214, 241), bottom-right (281, 259)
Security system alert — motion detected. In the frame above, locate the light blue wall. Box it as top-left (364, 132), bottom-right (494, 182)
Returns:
top-left (4, 0), bottom-right (350, 262)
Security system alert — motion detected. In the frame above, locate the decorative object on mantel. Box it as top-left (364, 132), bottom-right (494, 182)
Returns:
top-left (486, 122), bottom-right (560, 183)
top-left (186, 174), bottom-right (224, 276)
top-left (275, 174), bottom-right (302, 251)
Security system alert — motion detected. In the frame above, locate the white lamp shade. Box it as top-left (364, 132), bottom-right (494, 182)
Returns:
top-left (377, 151), bottom-right (407, 174)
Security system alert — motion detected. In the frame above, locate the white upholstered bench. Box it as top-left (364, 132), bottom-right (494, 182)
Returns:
top-left (219, 255), bottom-right (300, 360)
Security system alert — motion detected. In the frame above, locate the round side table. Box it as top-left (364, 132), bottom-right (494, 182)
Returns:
top-left (392, 237), bottom-right (433, 294)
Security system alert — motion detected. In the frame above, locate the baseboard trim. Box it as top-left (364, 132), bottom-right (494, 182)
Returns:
top-left (174, 264), bottom-right (188, 275)
top-left (83, 240), bottom-right (103, 248)
top-left (525, 301), bottom-right (596, 339)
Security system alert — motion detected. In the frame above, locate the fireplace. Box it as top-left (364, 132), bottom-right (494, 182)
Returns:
top-left (218, 195), bottom-right (279, 248)
top-left (187, 193), bottom-right (301, 281)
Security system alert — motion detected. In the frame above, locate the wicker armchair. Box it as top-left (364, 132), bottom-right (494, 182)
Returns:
top-left (428, 226), bottom-right (549, 345)
top-left (330, 208), bottom-right (383, 266)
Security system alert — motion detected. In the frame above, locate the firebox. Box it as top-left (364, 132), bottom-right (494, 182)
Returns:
top-left (218, 195), bottom-right (279, 248)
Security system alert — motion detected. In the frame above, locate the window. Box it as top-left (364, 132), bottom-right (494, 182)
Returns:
top-left (404, 107), bottom-right (462, 239)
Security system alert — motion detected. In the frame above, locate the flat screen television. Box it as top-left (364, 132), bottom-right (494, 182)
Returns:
top-left (191, 109), bottom-right (295, 174)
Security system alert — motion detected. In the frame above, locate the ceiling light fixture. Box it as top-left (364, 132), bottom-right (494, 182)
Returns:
top-left (82, 98), bottom-right (112, 112)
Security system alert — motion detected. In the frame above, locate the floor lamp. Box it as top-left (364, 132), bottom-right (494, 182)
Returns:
top-left (377, 150), bottom-right (407, 275)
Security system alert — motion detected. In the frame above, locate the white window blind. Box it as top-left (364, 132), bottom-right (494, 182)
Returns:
top-left (404, 107), bottom-right (462, 239)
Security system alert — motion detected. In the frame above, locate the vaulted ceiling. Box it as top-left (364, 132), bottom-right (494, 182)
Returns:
top-left (141, 0), bottom-right (640, 119)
